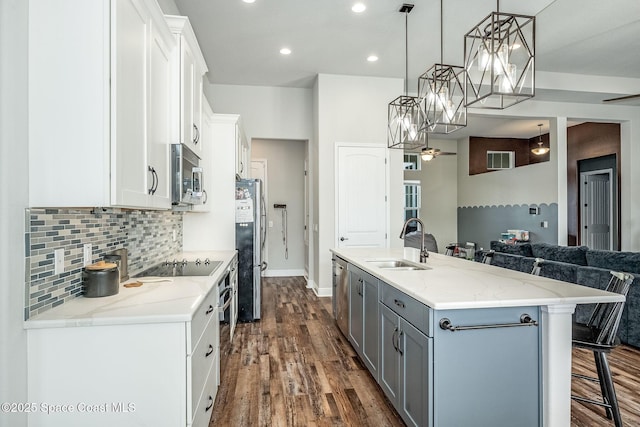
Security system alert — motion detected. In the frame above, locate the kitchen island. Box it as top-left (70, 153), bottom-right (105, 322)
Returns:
top-left (331, 247), bottom-right (624, 427)
top-left (24, 250), bottom-right (236, 427)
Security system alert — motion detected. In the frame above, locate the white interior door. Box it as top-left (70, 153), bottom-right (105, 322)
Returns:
top-left (336, 145), bottom-right (388, 247)
top-left (580, 169), bottom-right (613, 250)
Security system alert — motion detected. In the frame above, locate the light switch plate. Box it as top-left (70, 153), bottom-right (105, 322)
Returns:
top-left (83, 244), bottom-right (92, 266)
top-left (54, 248), bottom-right (64, 275)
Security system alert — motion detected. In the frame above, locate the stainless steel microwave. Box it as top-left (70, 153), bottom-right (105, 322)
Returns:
top-left (171, 144), bottom-right (204, 207)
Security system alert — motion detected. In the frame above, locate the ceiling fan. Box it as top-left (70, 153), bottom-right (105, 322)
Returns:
top-left (602, 94), bottom-right (640, 106)
top-left (420, 146), bottom-right (456, 161)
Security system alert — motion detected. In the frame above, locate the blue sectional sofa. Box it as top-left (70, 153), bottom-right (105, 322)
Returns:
top-left (477, 241), bottom-right (640, 347)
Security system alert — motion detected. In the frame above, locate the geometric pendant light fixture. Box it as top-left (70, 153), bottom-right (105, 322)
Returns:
top-left (531, 123), bottom-right (549, 155)
top-left (464, 1), bottom-right (535, 109)
top-left (388, 3), bottom-right (426, 150)
top-left (418, 0), bottom-right (467, 134)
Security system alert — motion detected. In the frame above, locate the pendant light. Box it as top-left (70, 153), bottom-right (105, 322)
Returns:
top-left (388, 4), bottom-right (425, 150)
top-left (531, 123), bottom-right (549, 155)
top-left (464, 0), bottom-right (535, 109)
top-left (418, 0), bottom-right (466, 134)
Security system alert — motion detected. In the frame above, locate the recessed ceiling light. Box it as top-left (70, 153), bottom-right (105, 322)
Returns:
top-left (352, 3), bottom-right (366, 13)
top-left (367, 55), bottom-right (378, 62)
top-left (280, 47), bottom-right (291, 55)
top-left (242, 0), bottom-right (256, 3)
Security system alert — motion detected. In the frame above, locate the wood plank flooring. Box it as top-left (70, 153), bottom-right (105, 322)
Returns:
top-left (210, 277), bottom-right (640, 426)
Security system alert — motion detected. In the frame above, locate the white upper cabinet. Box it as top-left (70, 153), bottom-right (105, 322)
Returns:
top-left (28, 0), bottom-right (175, 209)
top-left (165, 16), bottom-right (208, 157)
top-left (236, 123), bottom-right (250, 179)
top-left (191, 98), bottom-right (214, 213)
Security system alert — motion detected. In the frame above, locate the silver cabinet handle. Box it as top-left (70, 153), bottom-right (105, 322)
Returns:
top-left (392, 327), bottom-right (399, 352)
top-left (205, 396), bottom-right (213, 412)
top-left (205, 305), bottom-right (214, 315)
top-left (147, 166), bottom-right (158, 195)
top-left (340, 237), bottom-right (349, 241)
top-left (193, 123), bottom-right (200, 144)
top-left (397, 330), bottom-right (404, 356)
top-left (205, 344), bottom-right (214, 357)
top-left (394, 299), bottom-right (405, 309)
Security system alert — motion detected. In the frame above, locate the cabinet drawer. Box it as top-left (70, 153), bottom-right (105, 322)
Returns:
top-left (188, 286), bottom-right (218, 353)
top-left (381, 282), bottom-right (432, 337)
top-left (187, 306), bottom-right (219, 422)
top-left (189, 352), bottom-right (219, 427)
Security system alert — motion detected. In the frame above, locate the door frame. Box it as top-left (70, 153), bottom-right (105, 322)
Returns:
top-left (334, 142), bottom-right (390, 248)
top-left (580, 167), bottom-right (615, 250)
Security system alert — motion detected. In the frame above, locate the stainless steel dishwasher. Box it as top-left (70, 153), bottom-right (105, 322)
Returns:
top-left (332, 256), bottom-right (349, 337)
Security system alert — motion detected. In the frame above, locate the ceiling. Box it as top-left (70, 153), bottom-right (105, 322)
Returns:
top-left (172, 0), bottom-right (640, 138)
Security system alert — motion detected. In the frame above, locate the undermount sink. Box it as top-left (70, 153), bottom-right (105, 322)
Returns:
top-left (366, 260), bottom-right (430, 270)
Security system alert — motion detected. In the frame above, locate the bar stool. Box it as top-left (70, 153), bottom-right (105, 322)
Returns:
top-left (571, 271), bottom-right (635, 427)
top-left (531, 258), bottom-right (544, 276)
top-left (481, 250), bottom-right (495, 265)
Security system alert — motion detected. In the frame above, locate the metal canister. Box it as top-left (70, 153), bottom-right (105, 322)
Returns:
top-left (83, 261), bottom-right (119, 297)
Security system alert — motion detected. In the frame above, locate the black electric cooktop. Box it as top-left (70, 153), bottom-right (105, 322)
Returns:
top-left (136, 259), bottom-right (222, 277)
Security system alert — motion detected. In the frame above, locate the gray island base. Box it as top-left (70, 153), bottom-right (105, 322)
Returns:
top-left (330, 247), bottom-right (624, 427)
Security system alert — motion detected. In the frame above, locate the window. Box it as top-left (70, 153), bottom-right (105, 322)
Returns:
top-left (404, 180), bottom-right (421, 233)
top-left (487, 151), bottom-right (515, 170)
top-left (403, 153), bottom-right (421, 170)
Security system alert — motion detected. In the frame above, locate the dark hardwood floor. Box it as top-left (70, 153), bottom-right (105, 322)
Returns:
top-left (210, 277), bottom-right (640, 426)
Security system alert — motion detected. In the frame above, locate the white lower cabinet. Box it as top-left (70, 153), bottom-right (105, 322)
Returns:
top-left (342, 260), bottom-right (542, 427)
top-left (27, 289), bottom-right (220, 427)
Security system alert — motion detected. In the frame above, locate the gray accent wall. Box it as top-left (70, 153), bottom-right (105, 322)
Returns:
top-left (458, 203), bottom-right (558, 250)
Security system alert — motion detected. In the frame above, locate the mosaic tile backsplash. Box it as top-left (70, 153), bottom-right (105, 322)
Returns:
top-left (25, 208), bottom-right (183, 320)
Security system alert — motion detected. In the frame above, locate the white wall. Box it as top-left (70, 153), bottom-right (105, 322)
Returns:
top-left (0, 0), bottom-right (28, 425)
top-left (404, 138), bottom-right (458, 253)
top-left (252, 139), bottom-right (306, 276)
top-left (315, 74), bottom-right (405, 295)
top-left (156, 0), bottom-right (181, 15)
top-left (206, 84), bottom-right (313, 141)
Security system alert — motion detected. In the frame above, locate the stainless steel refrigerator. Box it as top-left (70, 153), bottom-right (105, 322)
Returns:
top-left (235, 178), bottom-right (266, 322)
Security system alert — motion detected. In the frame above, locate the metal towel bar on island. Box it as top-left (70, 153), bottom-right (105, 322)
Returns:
top-left (439, 314), bottom-right (539, 332)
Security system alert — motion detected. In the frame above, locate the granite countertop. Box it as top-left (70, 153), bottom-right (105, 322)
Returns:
top-left (24, 250), bottom-right (237, 329)
top-left (331, 247), bottom-right (624, 310)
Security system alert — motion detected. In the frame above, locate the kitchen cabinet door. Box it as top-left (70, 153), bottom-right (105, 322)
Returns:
top-left (166, 16), bottom-right (208, 157)
top-left (362, 274), bottom-right (380, 380)
top-left (379, 303), bottom-right (400, 402)
top-left (398, 317), bottom-right (432, 427)
top-left (146, 8), bottom-right (174, 208)
top-left (236, 124), bottom-right (250, 178)
top-left (111, 0), bottom-right (149, 208)
top-left (379, 302), bottom-right (432, 427)
top-left (348, 269), bottom-right (364, 355)
top-left (190, 98), bottom-right (213, 213)
top-left (112, 0), bottom-right (174, 209)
